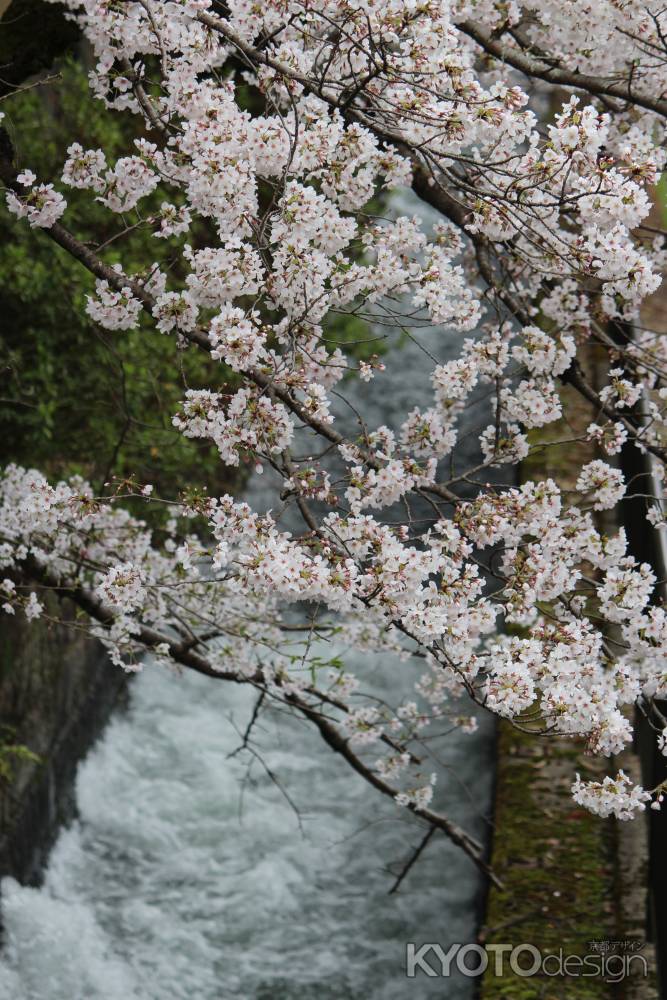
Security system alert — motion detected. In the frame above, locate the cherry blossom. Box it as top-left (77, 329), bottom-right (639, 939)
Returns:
top-left (6, 170), bottom-right (66, 228)
top-left (3, 0), bottom-right (667, 859)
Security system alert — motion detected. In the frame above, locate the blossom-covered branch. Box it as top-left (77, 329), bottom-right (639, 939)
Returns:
top-left (3, 0), bottom-right (667, 836)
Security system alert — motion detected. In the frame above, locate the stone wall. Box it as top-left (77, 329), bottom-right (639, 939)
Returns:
top-left (0, 601), bottom-right (128, 887)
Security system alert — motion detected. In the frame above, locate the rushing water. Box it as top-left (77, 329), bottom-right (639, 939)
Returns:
top-left (0, 654), bottom-right (494, 1000)
top-left (0, 199), bottom-right (500, 1000)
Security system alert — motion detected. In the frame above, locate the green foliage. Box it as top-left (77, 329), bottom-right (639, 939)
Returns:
top-left (657, 172), bottom-right (667, 229)
top-left (0, 59), bottom-right (241, 509)
top-left (322, 311), bottom-right (389, 364)
top-left (0, 725), bottom-right (41, 788)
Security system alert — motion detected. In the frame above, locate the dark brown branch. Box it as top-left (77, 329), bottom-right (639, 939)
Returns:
top-left (457, 20), bottom-right (667, 120)
top-left (388, 824), bottom-right (436, 894)
top-left (13, 552), bottom-right (498, 880)
top-left (227, 690), bottom-right (266, 758)
top-left (285, 689), bottom-right (501, 884)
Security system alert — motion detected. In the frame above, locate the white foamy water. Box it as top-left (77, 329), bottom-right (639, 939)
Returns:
top-left (0, 649), bottom-right (494, 1000)
top-left (0, 194), bottom-right (500, 999)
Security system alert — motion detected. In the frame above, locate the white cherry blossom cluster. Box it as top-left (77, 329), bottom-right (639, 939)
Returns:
top-left (6, 170), bottom-right (66, 228)
top-left (4, 0), bottom-right (667, 838)
top-left (86, 276), bottom-right (144, 331)
top-left (572, 772), bottom-right (651, 821)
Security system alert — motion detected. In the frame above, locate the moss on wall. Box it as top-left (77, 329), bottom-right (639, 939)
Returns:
top-left (480, 723), bottom-right (618, 998)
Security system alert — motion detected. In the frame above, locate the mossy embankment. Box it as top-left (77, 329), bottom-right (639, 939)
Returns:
top-left (481, 722), bottom-right (619, 998)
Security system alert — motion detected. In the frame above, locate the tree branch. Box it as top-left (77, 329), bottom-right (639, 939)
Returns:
top-left (457, 20), bottom-right (667, 120)
top-left (12, 551), bottom-right (498, 882)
